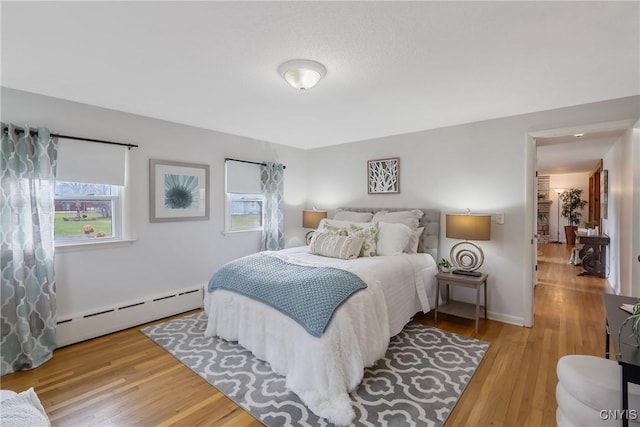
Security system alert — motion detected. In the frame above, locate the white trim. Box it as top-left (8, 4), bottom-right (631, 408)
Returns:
top-left (55, 238), bottom-right (136, 252)
top-left (222, 229), bottom-right (261, 236)
top-left (523, 132), bottom-right (536, 328)
top-left (56, 285), bottom-right (203, 347)
top-left (487, 311), bottom-right (526, 327)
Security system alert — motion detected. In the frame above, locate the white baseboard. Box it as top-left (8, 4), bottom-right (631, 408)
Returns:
top-left (56, 286), bottom-right (204, 347)
top-left (488, 310), bottom-right (526, 327)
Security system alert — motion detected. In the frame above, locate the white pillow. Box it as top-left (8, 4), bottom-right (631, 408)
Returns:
top-left (406, 226), bottom-right (425, 254)
top-left (309, 234), bottom-right (364, 260)
top-left (371, 209), bottom-right (424, 230)
top-left (377, 222), bottom-right (414, 256)
top-left (333, 210), bottom-right (374, 222)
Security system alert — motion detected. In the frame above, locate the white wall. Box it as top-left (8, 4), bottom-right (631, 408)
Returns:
top-left (1, 87), bottom-right (308, 324)
top-left (307, 121), bottom-right (525, 325)
top-left (306, 96), bottom-right (640, 326)
top-left (3, 87), bottom-right (639, 332)
top-left (632, 122), bottom-right (640, 297)
top-left (604, 124), bottom-right (640, 295)
top-left (603, 135), bottom-right (624, 293)
top-left (547, 173), bottom-right (590, 243)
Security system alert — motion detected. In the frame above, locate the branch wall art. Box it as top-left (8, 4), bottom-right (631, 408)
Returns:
top-left (367, 157), bottom-right (400, 194)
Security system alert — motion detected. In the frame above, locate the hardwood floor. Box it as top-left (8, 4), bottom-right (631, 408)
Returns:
top-left (421, 243), bottom-right (612, 426)
top-left (1, 243), bottom-right (612, 426)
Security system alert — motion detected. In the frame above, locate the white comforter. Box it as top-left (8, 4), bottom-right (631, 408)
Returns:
top-left (203, 246), bottom-right (437, 425)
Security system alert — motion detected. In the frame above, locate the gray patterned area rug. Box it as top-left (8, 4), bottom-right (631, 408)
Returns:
top-left (141, 312), bottom-right (489, 427)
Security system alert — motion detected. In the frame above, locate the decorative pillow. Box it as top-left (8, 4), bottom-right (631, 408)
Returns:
top-left (0, 388), bottom-right (51, 427)
top-left (318, 218), bottom-right (371, 231)
top-left (405, 226), bottom-right (425, 254)
top-left (371, 209), bottom-right (424, 230)
top-left (309, 234), bottom-right (364, 260)
top-left (327, 225), bottom-right (348, 236)
top-left (377, 222), bottom-right (414, 256)
top-left (333, 210), bottom-right (374, 222)
top-left (317, 219), bottom-right (375, 240)
top-left (347, 223), bottom-right (379, 257)
top-left (316, 219), bottom-right (344, 236)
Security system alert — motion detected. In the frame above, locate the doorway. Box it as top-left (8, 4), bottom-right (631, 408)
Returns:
top-left (527, 119), bottom-right (638, 324)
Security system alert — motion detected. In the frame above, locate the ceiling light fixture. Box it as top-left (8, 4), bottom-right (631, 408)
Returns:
top-left (278, 59), bottom-right (327, 90)
top-left (573, 133), bottom-right (585, 137)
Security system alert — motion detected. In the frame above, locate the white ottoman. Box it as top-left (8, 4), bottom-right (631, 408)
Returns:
top-left (556, 355), bottom-right (640, 426)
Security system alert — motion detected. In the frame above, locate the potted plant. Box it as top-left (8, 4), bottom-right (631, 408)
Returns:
top-left (438, 258), bottom-right (453, 273)
top-left (619, 303), bottom-right (640, 349)
top-left (559, 188), bottom-right (588, 245)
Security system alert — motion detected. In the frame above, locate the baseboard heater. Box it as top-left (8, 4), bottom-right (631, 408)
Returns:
top-left (56, 286), bottom-right (204, 347)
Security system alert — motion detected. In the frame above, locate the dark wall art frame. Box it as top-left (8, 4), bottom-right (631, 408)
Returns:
top-left (367, 157), bottom-right (400, 194)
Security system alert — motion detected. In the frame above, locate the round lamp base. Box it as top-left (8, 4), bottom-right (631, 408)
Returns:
top-left (450, 241), bottom-right (485, 273)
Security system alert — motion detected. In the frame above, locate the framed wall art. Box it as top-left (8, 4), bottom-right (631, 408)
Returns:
top-left (367, 157), bottom-right (400, 194)
top-left (150, 159), bottom-right (210, 222)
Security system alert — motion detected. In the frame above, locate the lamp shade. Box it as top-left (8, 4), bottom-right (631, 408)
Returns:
top-left (303, 210), bottom-right (327, 229)
top-left (446, 214), bottom-right (491, 241)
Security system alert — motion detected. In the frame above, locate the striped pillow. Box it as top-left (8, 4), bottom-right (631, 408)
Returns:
top-left (309, 234), bottom-right (364, 260)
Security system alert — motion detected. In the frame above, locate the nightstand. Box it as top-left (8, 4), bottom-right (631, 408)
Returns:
top-left (434, 271), bottom-right (488, 334)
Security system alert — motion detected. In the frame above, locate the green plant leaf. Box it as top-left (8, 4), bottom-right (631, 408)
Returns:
top-left (559, 188), bottom-right (588, 226)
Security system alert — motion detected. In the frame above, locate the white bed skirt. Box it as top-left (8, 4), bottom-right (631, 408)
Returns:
top-left (204, 247), bottom-right (436, 425)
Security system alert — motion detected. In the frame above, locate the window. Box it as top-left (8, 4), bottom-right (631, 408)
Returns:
top-left (54, 137), bottom-right (129, 246)
top-left (54, 181), bottom-right (121, 243)
top-left (227, 193), bottom-right (263, 231)
top-left (225, 160), bottom-right (263, 233)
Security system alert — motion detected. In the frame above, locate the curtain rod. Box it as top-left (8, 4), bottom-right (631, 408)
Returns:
top-left (2, 126), bottom-right (139, 150)
top-left (224, 157), bottom-right (286, 169)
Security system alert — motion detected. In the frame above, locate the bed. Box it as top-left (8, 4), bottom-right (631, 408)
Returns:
top-left (203, 208), bottom-right (440, 425)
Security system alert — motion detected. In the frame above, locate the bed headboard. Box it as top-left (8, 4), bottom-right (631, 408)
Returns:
top-left (337, 207), bottom-right (440, 260)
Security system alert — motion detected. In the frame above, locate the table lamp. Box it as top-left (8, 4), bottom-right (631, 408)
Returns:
top-left (445, 211), bottom-right (492, 277)
top-left (303, 209), bottom-right (327, 244)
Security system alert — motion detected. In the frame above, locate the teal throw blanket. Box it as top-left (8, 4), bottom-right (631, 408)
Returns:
top-left (207, 253), bottom-right (367, 337)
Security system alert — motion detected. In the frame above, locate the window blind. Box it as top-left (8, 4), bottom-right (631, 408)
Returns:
top-left (56, 138), bottom-right (127, 186)
top-left (225, 160), bottom-right (261, 194)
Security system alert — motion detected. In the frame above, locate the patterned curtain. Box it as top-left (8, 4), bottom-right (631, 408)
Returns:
top-left (1, 124), bottom-right (58, 375)
top-left (261, 162), bottom-right (285, 251)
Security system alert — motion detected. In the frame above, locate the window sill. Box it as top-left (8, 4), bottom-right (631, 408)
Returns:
top-left (55, 238), bottom-right (137, 253)
top-left (222, 229), bottom-right (262, 235)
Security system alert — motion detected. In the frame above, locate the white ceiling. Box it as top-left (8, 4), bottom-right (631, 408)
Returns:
top-left (2, 2), bottom-right (639, 165)
top-left (536, 127), bottom-right (628, 175)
